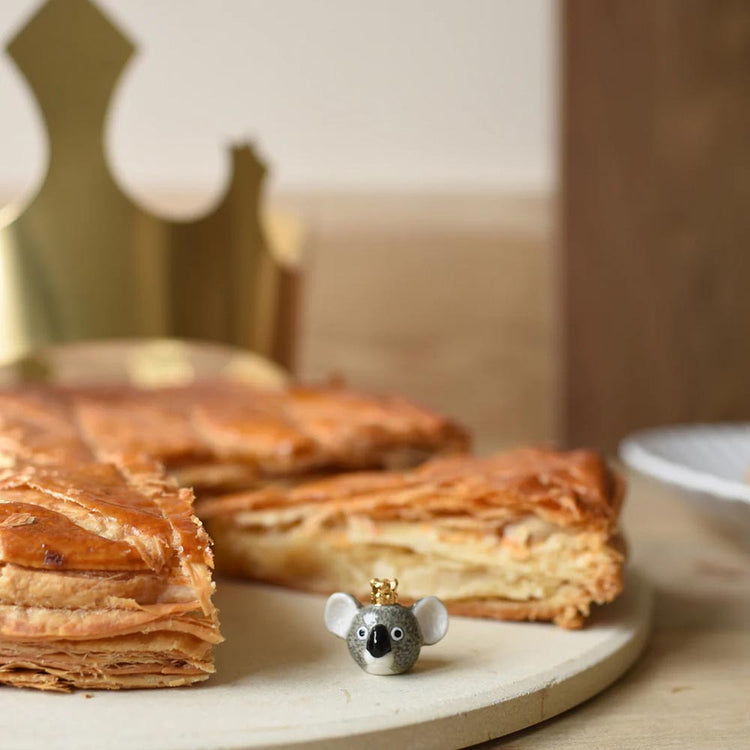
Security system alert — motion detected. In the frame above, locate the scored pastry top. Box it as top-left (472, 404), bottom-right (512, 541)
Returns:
top-left (69, 380), bottom-right (470, 475)
top-left (198, 447), bottom-right (624, 533)
top-left (0, 388), bottom-right (214, 606)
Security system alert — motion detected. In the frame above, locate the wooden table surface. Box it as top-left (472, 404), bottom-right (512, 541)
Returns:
top-left (485, 468), bottom-right (749, 749)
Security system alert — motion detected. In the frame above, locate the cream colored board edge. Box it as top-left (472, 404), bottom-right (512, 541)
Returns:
top-left (0, 571), bottom-right (650, 750)
top-left (274, 572), bottom-right (652, 750)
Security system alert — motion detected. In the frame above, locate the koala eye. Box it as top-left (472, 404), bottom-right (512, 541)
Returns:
top-left (356, 626), bottom-right (368, 639)
top-left (390, 626), bottom-right (404, 641)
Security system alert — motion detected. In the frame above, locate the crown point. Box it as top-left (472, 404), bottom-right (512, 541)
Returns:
top-left (369, 578), bottom-right (399, 605)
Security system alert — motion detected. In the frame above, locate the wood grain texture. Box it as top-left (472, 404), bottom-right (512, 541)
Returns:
top-left (562, 0), bottom-right (750, 451)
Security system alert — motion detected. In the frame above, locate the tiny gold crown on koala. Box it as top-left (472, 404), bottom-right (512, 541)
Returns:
top-left (370, 578), bottom-right (399, 606)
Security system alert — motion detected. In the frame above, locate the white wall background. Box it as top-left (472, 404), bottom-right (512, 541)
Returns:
top-left (0, 0), bottom-right (554, 214)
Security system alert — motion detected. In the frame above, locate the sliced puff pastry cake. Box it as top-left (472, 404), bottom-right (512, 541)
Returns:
top-left (198, 448), bottom-right (626, 629)
top-left (0, 381), bottom-right (467, 689)
top-left (0, 389), bottom-right (220, 691)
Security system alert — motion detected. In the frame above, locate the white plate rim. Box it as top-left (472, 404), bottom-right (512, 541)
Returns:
top-left (619, 424), bottom-right (750, 505)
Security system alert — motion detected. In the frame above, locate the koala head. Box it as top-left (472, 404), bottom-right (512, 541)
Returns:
top-left (325, 592), bottom-right (448, 675)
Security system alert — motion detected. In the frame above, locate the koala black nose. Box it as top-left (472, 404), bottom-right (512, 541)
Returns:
top-left (366, 624), bottom-right (391, 658)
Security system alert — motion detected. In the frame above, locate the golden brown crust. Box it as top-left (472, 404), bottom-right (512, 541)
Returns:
top-left (71, 381), bottom-right (470, 487)
top-left (199, 448), bottom-right (624, 533)
top-left (0, 390), bottom-right (220, 691)
top-left (200, 448), bottom-right (626, 629)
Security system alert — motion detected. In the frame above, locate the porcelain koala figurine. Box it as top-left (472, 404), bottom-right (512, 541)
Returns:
top-left (325, 579), bottom-right (448, 675)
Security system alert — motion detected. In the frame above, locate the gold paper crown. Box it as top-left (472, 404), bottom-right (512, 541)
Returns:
top-left (370, 578), bottom-right (399, 606)
top-left (0, 0), bottom-right (301, 368)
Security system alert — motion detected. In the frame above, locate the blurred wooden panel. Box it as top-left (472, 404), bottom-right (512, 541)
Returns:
top-left (562, 0), bottom-right (750, 451)
top-left (278, 192), bottom-right (554, 452)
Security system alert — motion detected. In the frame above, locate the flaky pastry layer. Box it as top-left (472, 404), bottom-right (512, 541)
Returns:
top-left (0, 390), bottom-right (221, 691)
top-left (200, 448), bottom-right (626, 628)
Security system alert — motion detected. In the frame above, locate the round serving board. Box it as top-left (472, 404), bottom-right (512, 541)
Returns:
top-left (4, 571), bottom-right (651, 750)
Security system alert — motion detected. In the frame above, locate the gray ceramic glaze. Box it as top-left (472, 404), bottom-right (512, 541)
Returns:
top-left (325, 584), bottom-right (448, 675)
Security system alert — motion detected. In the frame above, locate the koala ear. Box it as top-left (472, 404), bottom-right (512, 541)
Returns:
top-left (324, 593), bottom-right (361, 639)
top-left (411, 596), bottom-right (449, 645)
